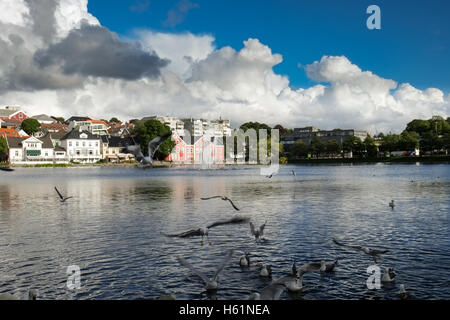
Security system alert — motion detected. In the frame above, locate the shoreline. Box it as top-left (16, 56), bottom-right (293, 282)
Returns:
top-left (2, 155), bottom-right (450, 168)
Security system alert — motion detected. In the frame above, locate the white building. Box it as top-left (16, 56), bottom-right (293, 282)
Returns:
top-left (6, 134), bottom-right (68, 164)
top-left (142, 116), bottom-right (185, 136)
top-left (67, 119), bottom-right (109, 136)
top-left (31, 114), bottom-right (56, 124)
top-left (60, 129), bottom-right (102, 163)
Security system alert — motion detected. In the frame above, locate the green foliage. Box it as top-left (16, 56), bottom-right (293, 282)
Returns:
top-left (442, 133), bottom-right (450, 151)
top-left (309, 136), bottom-right (326, 157)
top-left (21, 118), bottom-right (41, 135)
top-left (0, 136), bottom-right (8, 161)
top-left (290, 139), bottom-right (309, 158)
top-left (52, 116), bottom-right (65, 123)
top-left (109, 117), bottom-right (121, 123)
top-left (380, 134), bottom-right (400, 152)
top-left (326, 139), bottom-right (342, 155)
top-left (363, 136), bottom-right (378, 157)
top-left (342, 135), bottom-right (363, 154)
top-left (131, 120), bottom-right (175, 159)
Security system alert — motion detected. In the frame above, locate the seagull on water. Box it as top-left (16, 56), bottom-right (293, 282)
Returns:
top-left (177, 249), bottom-right (234, 291)
top-left (165, 216), bottom-right (250, 243)
top-left (201, 196), bottom-right (240, 211)
top-left (127, 132), bottom-right (172, 169)
top-left (0, 290), bottom-right (37, 300)
top-left (239, 252), bottom-right (250, 267)
top-left (248, 283), bottom-right (288, 300)
top-left (333, 238), bottom-right (388, 263)
top-left (258, 264), bottom-right (272, 277)
top-left (381, 267), bottom-right (396, 283)
top-left (250, 220), bottom-right (267, 241)
top-left (389, 200), bottom-right (395, 209)
top-left (55, 187), bottom-right (73, 202)
top-left (397, 284), bottom-right (414, 300)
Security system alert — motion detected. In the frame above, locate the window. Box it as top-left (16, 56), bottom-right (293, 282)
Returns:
top-left (89, 150), bottom-right (93, 155)
top-left (76, 150), bottom-right (80, 155)
top-left (76, 141), bottom-right (79, 147)
top-left (69, 141), bottom-right (72, 147)
top-left (15, 151), bottom-right (18, 157)
top-left (82, 142), bottom-right (86, 147)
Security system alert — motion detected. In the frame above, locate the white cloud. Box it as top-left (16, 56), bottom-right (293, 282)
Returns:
top-left (0, 0), bottom-right (448, 133)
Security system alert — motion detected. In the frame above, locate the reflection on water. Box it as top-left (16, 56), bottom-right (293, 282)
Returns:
top-left (0, 164), bottom-right (449, 300)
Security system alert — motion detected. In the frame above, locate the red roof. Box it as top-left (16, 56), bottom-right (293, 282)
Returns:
top-left (0, 128), bottom-right (21, 138)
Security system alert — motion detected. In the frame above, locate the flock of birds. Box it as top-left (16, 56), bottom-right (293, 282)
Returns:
top-left (0, 133), bottom-right (416, 300)
top-left (156, 192), bottom-right (413, 300)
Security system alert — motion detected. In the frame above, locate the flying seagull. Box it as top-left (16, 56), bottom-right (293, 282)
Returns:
top-left (0, 167), bottom-right (14, 172)
top-left (177, 249), bottom-right (234, 291)
top-left (250, 221), bottom-right (267, 241)
top-left (55, 187), bottom-right (73, 202)
top-left (127, 132), bottom-right (172, 168)
top-left (201, 196), bottom-right (240, 211)
top-left (165, 216), bottom-right (250, 242)
top-left (333, 238), bottom-right (388, 263)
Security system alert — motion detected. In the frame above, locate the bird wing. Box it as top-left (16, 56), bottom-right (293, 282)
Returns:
top-left (249, 222), bottom-right (256, 236)
top-left (213, 249), bottom-right (234, 280)
top-left (333, 238), bottom-right (363, 251)
top-left (207, 216), bottom-right (249, 229)
top-left (369, 248), bottom-right (389, 255)
top-left (54, 187), bottom-right (64, 200)
top-left (299, 262), bottom-right (321, 273)
top-left (127, 145), bottom-right (145, 162)
top-left (260, 283), bottom-right (286, 300)
top-left (259, 221), bottom-right (267, 237)
top-left (148, 132), bottom-right (172, 160)
top-left (226, 198), bottom-right (240, 211)
top-left (177, 257), bottom-right (210, 286)
top-left (201, 196), bottom-right (223, 200)
top-left (165, 229), bottom-right (202, 238)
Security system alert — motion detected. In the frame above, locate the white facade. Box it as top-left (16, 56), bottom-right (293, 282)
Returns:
top-left (61, 131), bottom-right (102, 163)
top-left (7, 136), bottom-right (68, 164)
top-left (68, 120), bottom-right (109, 136)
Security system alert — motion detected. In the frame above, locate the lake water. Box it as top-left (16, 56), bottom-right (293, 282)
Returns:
top-left (0, 164), bottom-right (449, 300)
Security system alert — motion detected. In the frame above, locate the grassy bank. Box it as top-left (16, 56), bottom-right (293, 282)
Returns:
top-left (289, 155), bottom-right (450, 164)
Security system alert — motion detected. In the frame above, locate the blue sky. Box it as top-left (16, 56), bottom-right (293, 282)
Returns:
top-left (88, 0), bottom-right (450, 92)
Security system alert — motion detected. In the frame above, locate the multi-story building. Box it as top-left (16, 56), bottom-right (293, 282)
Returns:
top-left (67, 119), bottom-right (109, 136)
top-left (0, 106), bottom-right (28, 122)
top-left (166, 132), bottom-right (225, 164)
top-left (100, 136), bottom-right (135, 162)
top-left (6, 134), bottom-right (68, 164)
top-left (281, 127), bottom-right (368, 147)
top-left (142, 116), bottom-right (185, 136)
top-left (60, 129), bottom-right (102, 163)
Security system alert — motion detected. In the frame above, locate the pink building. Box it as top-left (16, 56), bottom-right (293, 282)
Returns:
top-left (166, 133), bottom-right (224, 163)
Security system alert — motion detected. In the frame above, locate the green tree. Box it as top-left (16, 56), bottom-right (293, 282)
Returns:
top-left (442, 133), bottom-right (450, 152)
top-left (363, 136), bottom-right (378, 157)
top-left (52, 116), bottom-right (65, 123)
top-left (343, 135), bottom-right (363, 157)
top-left (380, 134), bottom-right (400, 153)
top-left (290, 139), bottom-right (309, 158)
top-left (109, 117), bottom-right (121, 123)
top-left (0, 136), bottom-right (8, 162)
top-left (240, 122), bottom-right (272, 162)
top-left (398, 131), bottom-right (419, 150)
top-left (421, 132), bottom-right (442, 154)
top-left (405, 119), bottom-right (431, 135)
top-left (21, 118), bottom-right (41, 135)
top-left (326, 139), bottom-right (341, 156)
top-left (131, 120), bottom-right (175, 160)
top-left (309, 136), bottom-right (326, 158)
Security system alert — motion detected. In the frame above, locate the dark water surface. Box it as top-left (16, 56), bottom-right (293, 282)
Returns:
top-left (0, 164), bottom-right (449, 300)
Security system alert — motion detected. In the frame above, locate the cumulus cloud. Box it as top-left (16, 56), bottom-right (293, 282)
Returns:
top-left (0, 0), bottom-right (448, 133)
top-left (35, 24), bottom-right (169, 80)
